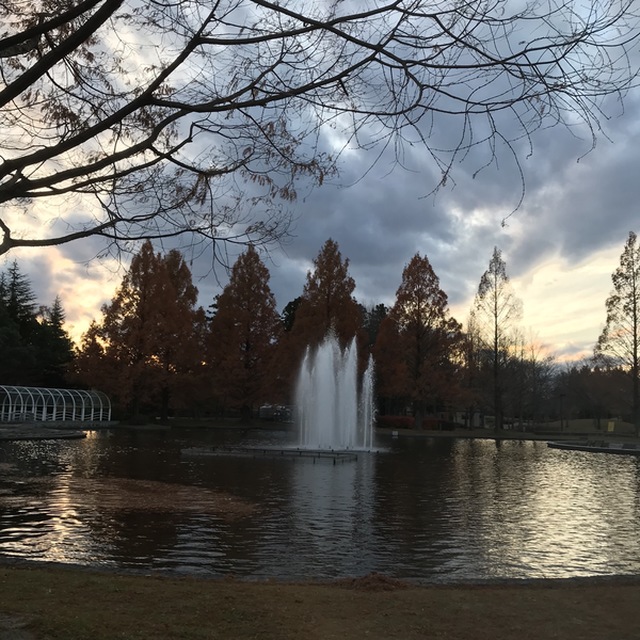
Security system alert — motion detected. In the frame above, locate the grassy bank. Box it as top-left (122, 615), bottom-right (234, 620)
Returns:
top-left (1, 564), bottom-right (639, 639)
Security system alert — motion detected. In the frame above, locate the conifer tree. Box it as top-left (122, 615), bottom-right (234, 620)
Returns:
top-left (472, 247), bottom-right (522, 430)
top-left (376, 253), bottom-right (462, 428)
top-left (595, 231), bottom-right (640, 433)
top-left (0, 261), bottom-right (75, 386)
top-left (0, 298), bottom-right (31, 384)
top-left (2, 260), bottom-right (37, 341)
top-left (0, 262), bottom-right (39, 384)
top-left (208, 245), bottom-right (281, 421)
top-left (292, 238), bottom-right (362, 350)
top-left (36, 296), bottom-right (75, 387)
top-left (278, 239), bottom-right (365, 400)
top-left (75, 241), bottom-right (206, 420)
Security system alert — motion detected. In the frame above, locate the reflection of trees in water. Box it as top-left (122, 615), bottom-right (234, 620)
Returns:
top-left (372, 439), bottom-right (460, 575)
top-left (447, 440), bottom-right (640, 578)
top-left (287, 455), bottom-right (377, 578)
top-left (371, 438), bottom-right (640, 580)
top-left (5, 432), bottom-right (640, 579)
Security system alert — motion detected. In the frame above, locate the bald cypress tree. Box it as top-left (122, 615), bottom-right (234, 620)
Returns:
top-left (208, 245), bottom-right (281, 421)
top-left (377, 253), bottom-right (462, 428)
top-left (472, 248), bottom-right (522, 431)
top-left (595, 231), bottom-right (640, 434)
top-left (75, 241), bottom-right (206, 420)
top-left (292, 238), bottom-right (362, 350)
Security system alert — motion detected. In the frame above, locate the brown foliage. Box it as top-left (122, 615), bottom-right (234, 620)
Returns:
top-left (74, 241), bottom-right (207, 419)
top-left (208, 245), bottom-right (282, 419)
top-left (375, 253), bottom-right (462, 424)
top-left (280, 239), bottom-right (365, 397)
top-left (293, 238), bottom-right (362, 349)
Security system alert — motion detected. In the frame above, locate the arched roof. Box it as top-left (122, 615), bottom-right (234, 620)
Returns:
top-left (0, 386), bottom-right (111, 423)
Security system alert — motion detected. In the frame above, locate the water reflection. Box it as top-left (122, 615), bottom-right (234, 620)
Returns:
top-left (287, 453), bottom-right (377, 578)
top-left (1, 430), bottom-right (640, 581)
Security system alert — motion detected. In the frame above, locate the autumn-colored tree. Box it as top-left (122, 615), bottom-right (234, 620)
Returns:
top-left (72, 320), bottom-right (119, 396)
top-left (279, 239), bottom-right (364, 398)
top-left (74, 241), bottom-right (206, 420)
top-left (595, 231), bottom-right (640, 433)
top-left (208, 245), bottom-right (281, 421)
top-left (376, 253), bottom-right (462, 428)
top-left (472, 247), bottom-right (522, 430)
top-left (372, 315), bottom-right (409, 416)
top-left (293, 239), bottom-right (362, 349)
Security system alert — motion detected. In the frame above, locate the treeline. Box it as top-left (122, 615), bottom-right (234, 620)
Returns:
top-left (3, 233), bottom-right (640, 429)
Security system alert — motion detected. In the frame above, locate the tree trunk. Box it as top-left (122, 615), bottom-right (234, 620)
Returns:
top-left (160, 386), bottom-right (170, 424)
top-left (240, 403), bottom-right (253, 424)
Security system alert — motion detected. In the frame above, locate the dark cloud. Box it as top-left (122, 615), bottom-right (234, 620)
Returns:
top-left (6, 58), bottom-right (640, 358)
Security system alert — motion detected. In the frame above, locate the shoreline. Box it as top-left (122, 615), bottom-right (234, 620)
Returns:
top-left (3, 554), bottom-right (640, 588)
top-left (1, 419), bottom-right (630, 442)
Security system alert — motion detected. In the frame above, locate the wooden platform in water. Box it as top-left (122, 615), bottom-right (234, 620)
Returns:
top-left (548, 440), bottom-right (640, 455)
top-left (181, 446), bottom-right (359, 464)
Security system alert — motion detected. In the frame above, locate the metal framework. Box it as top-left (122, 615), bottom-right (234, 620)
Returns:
top-left (0, 386), bottom-right (111, 423)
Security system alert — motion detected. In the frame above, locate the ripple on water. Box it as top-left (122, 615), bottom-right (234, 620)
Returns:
top-left (1, 434), bottom-right (640, 581)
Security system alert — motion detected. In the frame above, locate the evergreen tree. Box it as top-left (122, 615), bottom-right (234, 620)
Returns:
top-left (0, 299), bottom-right (32, 384)
top-left (362, 303), bottom-right (388, 349)
top-left (0, 262), bottom-right (38, 384)
top-left (35, 296), bottom-right (75, 387)
top-left (281, 297), bottom-right (302, 333)
top-left (0, 261), bottom-right (75, 387)
top-left (2, 260), bottom-right (38, 342)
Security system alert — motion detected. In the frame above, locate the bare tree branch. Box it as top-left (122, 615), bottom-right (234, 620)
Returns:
top-left (0, 0), bottom-right (638, 257)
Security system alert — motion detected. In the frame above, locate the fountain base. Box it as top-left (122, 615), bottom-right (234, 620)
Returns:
top-left (182, 445), bottom-right (359, 464)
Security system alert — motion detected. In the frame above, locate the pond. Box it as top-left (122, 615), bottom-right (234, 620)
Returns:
top-left (1, 427), bottom-right (640, 583)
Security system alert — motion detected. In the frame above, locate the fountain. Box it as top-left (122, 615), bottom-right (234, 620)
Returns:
top-left (296, 334), bottom-right (375, 450)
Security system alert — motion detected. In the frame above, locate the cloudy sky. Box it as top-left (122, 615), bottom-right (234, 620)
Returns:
top-left (3, 7), bottom-right (640, 363)
top-left (6, 93), bottom-right (637, 364)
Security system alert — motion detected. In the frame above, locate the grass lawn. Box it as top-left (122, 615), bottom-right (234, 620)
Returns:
top-left (0, 565), bottom-right (639, 639)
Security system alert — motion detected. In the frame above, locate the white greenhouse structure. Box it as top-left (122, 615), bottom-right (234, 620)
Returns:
top-left (0, 386), bottom-right (111, 423)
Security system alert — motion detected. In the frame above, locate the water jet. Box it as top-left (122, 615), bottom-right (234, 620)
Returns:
top-left (296, 334), bottom-right (374, 450)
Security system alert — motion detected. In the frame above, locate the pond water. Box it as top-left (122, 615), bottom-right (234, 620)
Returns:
top-left (1, 428), bottom-right (640, 583)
